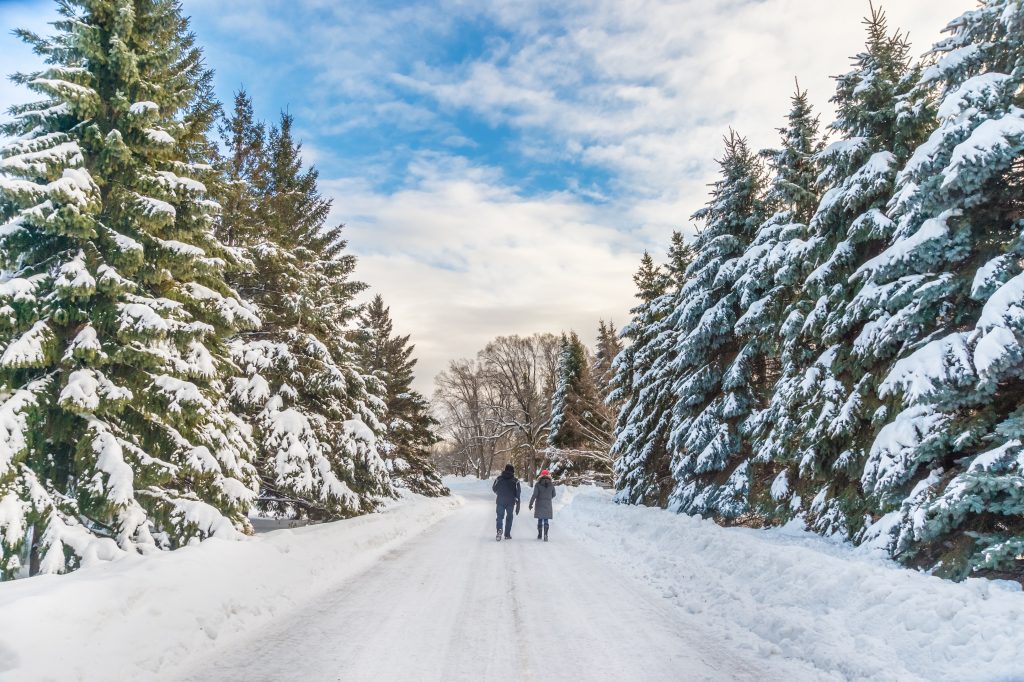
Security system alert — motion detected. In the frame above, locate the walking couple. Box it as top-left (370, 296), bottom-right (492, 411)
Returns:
top-left (491, 464), bottom-right (555, 542)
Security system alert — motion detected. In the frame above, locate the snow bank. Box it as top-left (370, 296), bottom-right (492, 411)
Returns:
top-left (557, 487), bottom-right (1024, 682)
top-left (0, 493), bottom-right (461, 681)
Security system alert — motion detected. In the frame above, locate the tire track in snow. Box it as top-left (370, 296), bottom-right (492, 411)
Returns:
top-left (506, 551), bottom-right (535, 682)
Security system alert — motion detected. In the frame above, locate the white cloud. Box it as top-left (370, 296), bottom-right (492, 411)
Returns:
top-left (338, 0), bottom-right (968, 393)
top-left (396, 0), bottom-right (966, 196)
top-left (325, 154), bottom-right (641, 392)
top-left (331, 0), bottom-right (968, 392)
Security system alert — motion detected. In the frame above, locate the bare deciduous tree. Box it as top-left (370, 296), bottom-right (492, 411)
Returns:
top-left (433, 334), bottom-right (560, 482)
top-left (434, 359), bottom-right (503, 478)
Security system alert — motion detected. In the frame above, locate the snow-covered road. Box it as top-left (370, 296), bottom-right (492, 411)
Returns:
top-left (176, 481), bottom-right (808, 681)
top-left (4, 477), bottom-right (1022, 681)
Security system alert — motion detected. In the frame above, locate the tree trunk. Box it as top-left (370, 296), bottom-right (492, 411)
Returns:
top-left (28, 523), bottom-right (42, 577)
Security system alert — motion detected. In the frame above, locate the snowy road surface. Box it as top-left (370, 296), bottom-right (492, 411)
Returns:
top-left (176, 481), bottom-right (811, 682)
top-left (3, 477), bottom-right (1022, 681)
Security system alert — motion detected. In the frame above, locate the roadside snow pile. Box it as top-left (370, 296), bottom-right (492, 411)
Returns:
top-left (558, 487), bottom-right (1024, 682)
top-left (0, 493), bottom-right (460, 681)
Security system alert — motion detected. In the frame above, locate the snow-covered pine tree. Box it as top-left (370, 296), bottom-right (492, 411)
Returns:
top-left (666, 131), bottom-right (767, 519)
top-left (547, 331), bottom-right (612, 484)
top-left (0, 0), bottom-right (262, 579)
top-left (762, 7), bottom-right (928, 538)
top-left (849, 0), bottom-right (1024, 579)
top-left (219, 104), bottom-right (392, 520)
top-left (635, 251), bottom-right (668, 301)
top-left (592, 319), bottom-right (623, 406)
top-left (734, 84), bottom-right (825, 520)
top-left (355, 294), bottom-right (447, 497)
top-left (592, 318), bottom-right (624, 455)
top-left (548, 333), bottom-right (576, 480)
top-left (217, 90), bottom-right (264, 251)
top-left (611, 249), bottom-right (684, 506)
top-left (665, 230), bottom-right (697, 290)
top-left (615, 231), bottom-right (704, 505)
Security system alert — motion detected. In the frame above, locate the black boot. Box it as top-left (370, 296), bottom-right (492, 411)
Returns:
top-left (537, 527), bottom-right (542, 540)
top-left (543, 527), bottom-right (549, 542)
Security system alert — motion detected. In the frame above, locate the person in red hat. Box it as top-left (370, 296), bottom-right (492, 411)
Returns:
top-left (529, 469), bottom-right (556, 541)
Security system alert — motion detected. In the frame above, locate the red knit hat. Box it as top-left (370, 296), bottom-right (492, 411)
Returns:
top-left (540, 469), bottom-right (550, 477)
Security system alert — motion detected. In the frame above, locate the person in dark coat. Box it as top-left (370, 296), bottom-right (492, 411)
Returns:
top-left (529, 469), bottom-right (556, 541)
top-left (492, 463), bottom-right (521, 541)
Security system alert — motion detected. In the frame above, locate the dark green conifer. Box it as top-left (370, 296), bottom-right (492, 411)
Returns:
top-left (548, 332), bottom-right (612, 484)
top-left (356, 295), bottom-right (447, 497)
top-left (219, 104), bottom-right (393, 521)
top-left (0, 0), bottom-right (260, 578)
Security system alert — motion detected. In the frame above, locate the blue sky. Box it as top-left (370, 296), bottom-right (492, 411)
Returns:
top-left (0, 0), bottom-right (966, 390)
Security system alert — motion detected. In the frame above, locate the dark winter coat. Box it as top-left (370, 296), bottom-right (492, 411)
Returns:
top-left (530, 477), bottom-right (556, 519)
top-left (492, 470), bottom-right (521, 506)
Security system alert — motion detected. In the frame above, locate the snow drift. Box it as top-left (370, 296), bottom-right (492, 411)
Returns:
top-left (0, 494), bottom-right (460, 681)
top-left (559, 486), bottom-right (1024, 681)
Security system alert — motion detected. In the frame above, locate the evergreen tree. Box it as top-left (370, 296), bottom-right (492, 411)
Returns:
top-left (849, 0), bottom-right (1024, 578)
top-left (611, 248), bottom-right (683, 505)
top-left (356, 295), bottom-right (447, 497)
top-left (220, 105), bottom-right (392, 520)
top-left (761, 7), bottom-right (927, 538)
top-left (608, 0), bottom-right (1024, 582)
top-left (593, 319), bottom-right (623, 406)
top-left (217, 90), bottom-right (264, 250)
top-left (548, 332), bottom-right (611, 484)
top-left (666, 131), bottom-right (767, 519)
top-left (632, 251), bottom-right (667, 302)
top-left (734, 84), bottom-right (825, 519)
top-left (592, 319), bottom-right (623, 476)
top-left (0, 0), bottom-right (261, 578)
top-left (548, 334), bottom-right (582, 449)
top-left (665, 230), bottom-right (697, 290)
